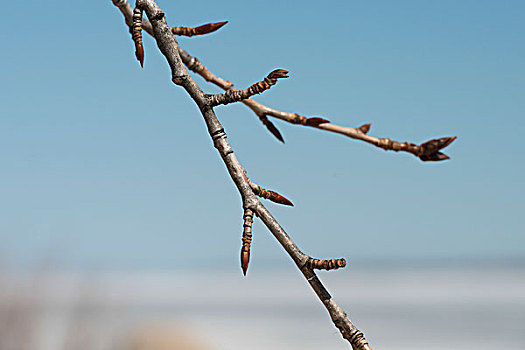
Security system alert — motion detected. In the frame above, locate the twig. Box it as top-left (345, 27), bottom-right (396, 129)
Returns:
top-left (207, 69), bottom-right (289, 106)
top-left (113, 1), bottom-right (372, 348)
top-left (112, 0), bottom-right (456, 160)
top-left (182, 47), bottom-right (457, 160)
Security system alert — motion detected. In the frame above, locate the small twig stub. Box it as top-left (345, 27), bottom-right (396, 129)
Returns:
top-left (306, 258), bottom-right (347, 271)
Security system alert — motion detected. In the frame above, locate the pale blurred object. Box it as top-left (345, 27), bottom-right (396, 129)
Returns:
top-left (0, 264), bottom-right (523, 350)
top-left (124, 324), bottom-right (207, 350)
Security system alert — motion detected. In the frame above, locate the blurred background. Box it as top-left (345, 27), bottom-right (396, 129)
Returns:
top-left (1, 0), bottom-right (524, 349)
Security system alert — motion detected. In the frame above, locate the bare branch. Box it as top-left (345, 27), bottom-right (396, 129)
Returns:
top-left (171, 21), bottom-right (228, 37)
top-left (207, 69), bottom-right (289, 106)
top-left (113, 1), bottom-right (373, 348)
top-left (179, 49), bottom-right (457, 161)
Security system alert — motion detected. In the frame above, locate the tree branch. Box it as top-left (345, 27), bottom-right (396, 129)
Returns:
top-left (113, 0), bottom-right (372, 348)
top-left (181, 47), bottom-right (457, 160)
top-left (112, 0), bottom-right (456, 161)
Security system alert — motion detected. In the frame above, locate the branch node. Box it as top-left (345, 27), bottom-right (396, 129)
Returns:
top-left (377, 138), bottom-right (392, 150)
top-left (291, 113), bottom-right (308, 125)
top-left (306, 257), bottom-right (346, 271)
top-left (211, 128), bottom-right (227, 141)
top-left (347, 330), bottom-right (371, 350)
top-left (241, 208), bottom-right (254, 276)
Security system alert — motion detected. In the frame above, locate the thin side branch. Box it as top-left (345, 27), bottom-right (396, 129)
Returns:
top-left (179, 49), bottom-right (457, 161)
top-left (113, 1), bottom-right (372, 348)
top-left (207, 69), bottom-right (289, 106)
top-left (171, 21), bottom-right (228, 37)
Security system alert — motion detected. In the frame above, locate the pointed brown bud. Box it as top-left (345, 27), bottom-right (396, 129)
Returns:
top-left (241, 246), bottom-right (250, 276)
top-left (266, 190), bottom-right (294, 206)
top-left (193, 21), bottom-right (229, 35)
top-left (172, 21), bottom-right (229, 37)
top-left (259, 115), bottom-right (285, 143)
top-left (419, 136), bottom-right (457, 156)
top-left (305, 117), bottom-right (330, 126)
top-left (135, 43), bottom-right (144, 68)
top-left (359, 123), bottom-right (371, 134)
top-left (418, 136), bottom-right (456, 161)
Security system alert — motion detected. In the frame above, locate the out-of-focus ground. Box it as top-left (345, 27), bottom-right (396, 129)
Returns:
top-left (0, 264), bottom-right (523, 350)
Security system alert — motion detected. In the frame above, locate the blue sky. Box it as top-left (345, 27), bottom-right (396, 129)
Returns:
top-left (0, 0), bottom-right (523, 270)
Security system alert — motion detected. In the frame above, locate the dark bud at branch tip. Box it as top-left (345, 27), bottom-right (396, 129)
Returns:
top-left (268, 190), bottom-right (294, 206)
top-left (193, 21), bottom-right (229, 35)
top-left (359, 123), bottom-right (371, 134)
top-left (419, 136), bottom-right (456, 161)
top-left (268, 69), bottom-right (289, 80)
top-left (306, 117), bottom-right (330, 126)
top-left (241, 248), bottom-right (250, 276)
top-left (420, 136), bottom-right (457, 154)
top-left (135, 44), bottom-right (144, 68)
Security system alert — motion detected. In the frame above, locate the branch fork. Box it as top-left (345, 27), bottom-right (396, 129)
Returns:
top-left (111, 1), bottom-right (455, 348)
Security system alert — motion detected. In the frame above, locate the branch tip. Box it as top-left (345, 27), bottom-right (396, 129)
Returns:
top-left (172, 20), bottom-right (229, 37)
top-left (418, 136), bottom-right (457, 161)
top-left (250, 182), bottom-right (294, 206)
